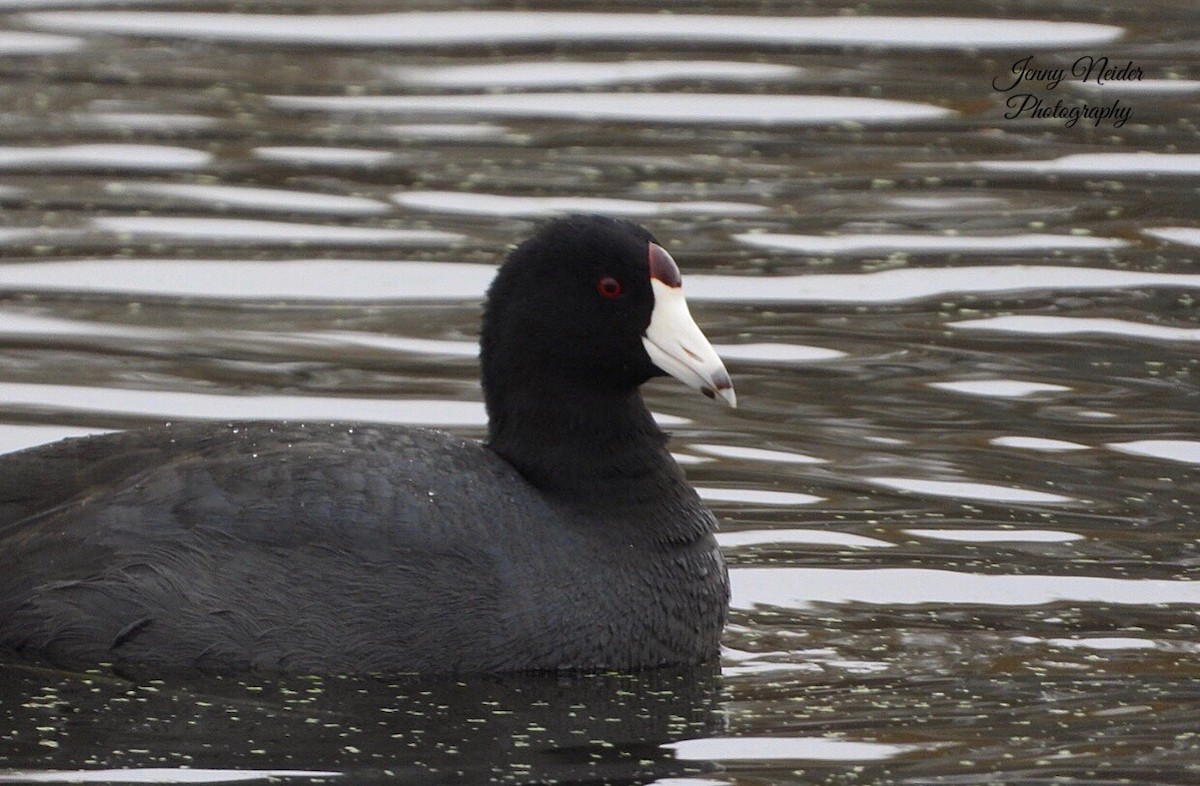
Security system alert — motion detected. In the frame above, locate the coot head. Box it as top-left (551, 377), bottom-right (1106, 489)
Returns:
top-left (481, 215), bottom-right (735, 416)
top-left (479, 215), bottom-right (735, 497)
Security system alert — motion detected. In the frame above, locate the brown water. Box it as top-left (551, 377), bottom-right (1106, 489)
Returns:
top-left (1, 1), bottom-right (1198, 784)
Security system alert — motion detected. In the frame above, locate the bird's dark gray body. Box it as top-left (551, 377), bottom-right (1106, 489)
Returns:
top-left (0, 420), bottom-right (728, 673)
top-left (0, 216), bottom-right (736, 674)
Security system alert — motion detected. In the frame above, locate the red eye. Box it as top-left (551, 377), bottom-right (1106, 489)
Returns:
top-left (596, 276), bottom-right (623, 299)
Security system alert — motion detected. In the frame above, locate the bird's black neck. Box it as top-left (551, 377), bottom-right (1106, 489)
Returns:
top-left (484, 378), bottom-right (706, 541)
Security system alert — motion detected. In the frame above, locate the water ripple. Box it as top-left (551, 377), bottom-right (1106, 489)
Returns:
top-left (719, 529), bottom-right (893, 549)
top-left (666, 736), bottom-right (920, 762)
top-left (1107, 440), bottom-right (1200, 465)
top-left (952, 315), bottom-right (1200, 342)
top-left (990, 436), bottom-right (1091, 452)
top-left (1144, 227), bottom-right (1200, 248)
top-left (732, 568), bottom-right (1200, 609)
top-left (90, 217), bottom-right (461, 246)
top-left (903, 528), bottom-right (1085, 543)
top-left (269, 93), bottom-right (953, 126)
top-left (0, 769), bottom-right (341, 784)
top-left (0, 381), bottom-right (488, 426)
top-left (972, 152), bottom-right (1200, 175)
top-left (252, 146), bottom-right (394, 166)
top-left (388, 60), bottom-right (802, 88)
top-left (24, 12), bottom-right (1123, 49)
top-left (929, 380), bottom-right (1072, 398)
top-left (0, 260), bottom-right (494, 300)
top-left (0, 30), bottom-right (82, 54)
top-left (393, 190), bottom-right (766, 217)
top-left (0, 143), bottom-right (211, 171)
top-left (696, 487), bottom-right (825, 506)
top-left (686, 266), bottom-right (1200, 303)
top-left (867, 477), bottom-right (1074, 503)
top-left (111, 182), bottom-right (392, 216)
top-left (735, 231), bottom-right (1127, 254)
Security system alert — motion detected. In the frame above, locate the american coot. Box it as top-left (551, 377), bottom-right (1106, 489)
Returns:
top-left (0, 215), bottom-right (735, 674)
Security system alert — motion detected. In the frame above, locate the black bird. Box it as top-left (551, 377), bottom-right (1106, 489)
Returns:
top-left (0, 215), bottom-right (736, 673)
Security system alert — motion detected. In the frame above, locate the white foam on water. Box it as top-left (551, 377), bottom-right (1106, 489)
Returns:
top-left (690, 444), bottom-right (825, 464)
top-left (711, 342), bottom-right (847, 362)
top-left (0, 383), bottom-right (687, 431)
top-left (731, 567), bottom-right (1200, 609)
top-left (684, 266), bottom-right (1200, 304)
top-left (76, 113), bottom-right (218, 131)
top-left (91, 216), bottom-right (461, 245)
top-left (0, 311), bottom-right (480, 359)
top-left (903, 528), bottom-right (1084, 543)
top-left (111, 182), bottom-right (391, 216)
top-left (0, 259), bottom-right (496, 300)
top-left (1074, 78), bottom-right (1200, 93)
top-left (0, 143), bottom-right (211, 171)
top-left (1014, 636), bottom-right (1163, 651)
top-left (0, 227), bottom-right (75, 243)
top-left (0, 311), bottom-right (177, 340)
top-left (388, 60), bottom-right (802, 88)
top-left (1106, 440), bottom-right (1200, 465)
top-left (971, 153), bottom-right (1200, 175)
top-left (718, 529), bottom-right (893, 549)
top-left (0, 382), bottom-right (490, 426)
top-left (868, 477), bottom-right (1074, 503)
top-left (696, 487), bottom-right (826, 506)
top-left (6, 261), bottom-right (1193, 306)
top-left (0, 769), bottom-right (340, 784)
top-left (393, 191), bottom-right (766, 217)
top-left (929, 380), bottom-right (1071, 398)
top-left (386, 123), bottom-right (510, 140)
top-left (252, 146), bottom-right (394, 166)
top-left (666, 736), bottom-right (920, 762)
top-left (1144, 227), bottom-right (1200, 247)
top-left (990, 436), bottom-right (1090, 451)
top-left (735, 231), bottom-right (1125, 254)
top-left (0, 30), bottom-right (83, 55)
top-left (23, 12), bottom-right (1124, 49)
top-left (951, 315), bottom-right (1200, 342)
top-left (293, 332), bottom-right (477, 358)
top-left (270, 92), bottom-right (953, 126)
top-left (887, 195), bottom-right (1007, 209)
top-left (0, 425), bottom-right (114, 455)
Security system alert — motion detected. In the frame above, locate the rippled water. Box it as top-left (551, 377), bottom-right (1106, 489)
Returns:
top-left (1, 1), bottom-right (1198, 784)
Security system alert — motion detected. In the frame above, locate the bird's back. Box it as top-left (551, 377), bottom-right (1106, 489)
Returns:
top-left (0, 422), bottom-right (726, 673)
